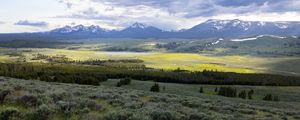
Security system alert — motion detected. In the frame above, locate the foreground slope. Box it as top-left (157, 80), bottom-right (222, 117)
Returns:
top-left (0, 77), bottom-right (299, 120)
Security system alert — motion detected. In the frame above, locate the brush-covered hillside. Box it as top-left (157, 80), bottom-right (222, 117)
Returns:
top-left (1, 77), bottom-right (300, 120)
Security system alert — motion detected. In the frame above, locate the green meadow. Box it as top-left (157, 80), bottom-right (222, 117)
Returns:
top-left (1, 48), bottom-right (296, 75)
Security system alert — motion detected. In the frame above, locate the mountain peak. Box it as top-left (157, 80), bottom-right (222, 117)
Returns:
top-left (130, 22), bottom-right (148, 29)
top-left (50, 24), bottom-right (108, 34)
top-left (48, 20), bottom-right (300, 38)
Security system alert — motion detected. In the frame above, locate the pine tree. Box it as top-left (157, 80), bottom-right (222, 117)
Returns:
top-left (150, 83), bottom-right (160, 92)
top-left (218, 87), bottom-right (237, 98)
top-left (116, 82), bottom-right (122, 87)
top-left (238, 90), bottom-right (247, 99)
top-left (215, 87), bottom-right (218, 93)
top-left (263, 94), bottom-right (273, 101)
top-left (199, 87), bottom-right (204, 93)
top-left (273, 96), bottom-right (280, 101)
top-left (248, 89), bottom-right (254, 99)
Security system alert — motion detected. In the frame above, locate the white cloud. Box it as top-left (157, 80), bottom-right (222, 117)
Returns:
top-left (0, 0), bottom-right (300, 33)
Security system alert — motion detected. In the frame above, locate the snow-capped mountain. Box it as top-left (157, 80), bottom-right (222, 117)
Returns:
top-left (128, 22), bottom-right (149, 29)
top-left (118, 23), bottom-right (163, 38)
top-left (182, 19), bottom-right (300, 38)
top-left (51, 25), bottom-right (109, 34)
top-left (46, 19), bottom-right (300, 39)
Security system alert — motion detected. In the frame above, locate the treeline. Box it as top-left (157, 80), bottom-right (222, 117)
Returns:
top-left (0, 62), bottom-right (300, 86)
top-left (0, 63), bottom-right (107, 85)
top-left (0, 40), bottom-right (70, 48)
top-left (32, 53), bottom-right (144, 64)
top-left (217, 87), bottom-right (254, 99)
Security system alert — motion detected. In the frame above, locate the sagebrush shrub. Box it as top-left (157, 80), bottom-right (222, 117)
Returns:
top-left (0, 107), bottom-right (22, 120)
top-left (19, 95), bottom-right (39, 107)
top-left (28, 104), bottom-right (52, 120)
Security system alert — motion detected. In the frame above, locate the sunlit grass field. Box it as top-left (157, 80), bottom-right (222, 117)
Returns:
top-left (1, 48), bottom-right (300, 75)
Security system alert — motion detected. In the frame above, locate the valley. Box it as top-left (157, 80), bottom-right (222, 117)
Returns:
top-left (2, 0), bottom-right (300, 119)
top-left (1, 35), bottom-right (300, 120)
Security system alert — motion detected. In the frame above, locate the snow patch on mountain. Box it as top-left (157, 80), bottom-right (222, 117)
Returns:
top-left (231, 35), bottom-right (286, 42)
top-left (212, 41), bottom-right (220, 45)
top-left (51, 25), bottom-right (109, 34)
top-left (275, 24), bottom-right (288, 29)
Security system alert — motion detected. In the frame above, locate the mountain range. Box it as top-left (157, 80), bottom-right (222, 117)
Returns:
top-left (1, 19), bottom-right (300, 40)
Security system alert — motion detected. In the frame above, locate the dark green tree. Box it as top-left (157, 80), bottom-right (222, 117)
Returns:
top-left (215, 87), bottom-right (218, 93)
top-left (199, 87), bottom-right (204, 93)
top-left (218, 87), bottom-right (237, 98)
top-left (248, 89), bottom-right (254, 99)
top-left (263, 94), bottom-right (273, 101)
top-left (150, 83), bottom-right (160, 92)
top-left (273, 96), bottom-right (280, 101)
top-left (238, 90), bottom-right (247, 99)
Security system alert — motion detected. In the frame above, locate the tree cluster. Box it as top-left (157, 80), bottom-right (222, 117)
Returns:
top-left (217, 87), bottom-right (254, 99)
top-left (116, 78), bottom-right (132, 87)
top-left (263, 94), bottom-right (280, 101)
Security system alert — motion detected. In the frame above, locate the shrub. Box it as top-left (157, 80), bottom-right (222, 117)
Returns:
top-left (104, 111), bottom-right (134, 120)
top-left (28, 104), bottom-right (52, 120)
top-left (151, 110), bottom-right (176, 120)
top-left (189, 112), bottom-right (210, 120)
top-left (19, 95), bottom-right (39, 107)
top-left (0, 90), bottom-right (10, 103)
top-left (0, 107), bottom-right (22, 120)
top-left (150, 83), bottom-right (160, 92)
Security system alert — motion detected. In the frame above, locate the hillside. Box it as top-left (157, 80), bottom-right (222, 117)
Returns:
top-left (1, 77), bottom-right (300, 120)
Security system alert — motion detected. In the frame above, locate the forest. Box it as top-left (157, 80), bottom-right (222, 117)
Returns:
top-left (0, 62), bottom-right (299, 86)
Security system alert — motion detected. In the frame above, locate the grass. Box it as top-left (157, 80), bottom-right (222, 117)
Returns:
top-left (0, 47), bottom-right (300, 75)
top-left (102, 79), bottom-right (300, 102)
top-left (18, 49), bottom-right (258, 73)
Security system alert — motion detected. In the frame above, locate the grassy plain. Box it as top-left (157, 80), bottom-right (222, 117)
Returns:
top-left (1, 47), bottom-right (300, 75)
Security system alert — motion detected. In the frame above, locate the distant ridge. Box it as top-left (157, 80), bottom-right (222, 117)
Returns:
top-left (2, 19), bottom-right (300, 39)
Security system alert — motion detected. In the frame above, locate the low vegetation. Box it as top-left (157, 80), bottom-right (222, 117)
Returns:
top-left (1, 77), bottom-right (299, 120)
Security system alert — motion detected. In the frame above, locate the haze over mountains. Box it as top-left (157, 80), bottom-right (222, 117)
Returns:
top-left (2, 19), bottom-right (300, 39)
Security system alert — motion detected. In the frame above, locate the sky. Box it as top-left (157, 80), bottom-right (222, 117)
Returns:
top-left (0, 0), bottom-right (300, 33)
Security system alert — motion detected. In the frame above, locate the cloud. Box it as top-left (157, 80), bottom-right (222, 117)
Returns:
top-left (58, 0), bottom-right (300, 18)
top-left (52, 0), bottom-right (300, 30)
top-left (58, 0), bottom-right (73, 8)
top-left (88, 0), bottom-right (300, 15)
top-left (14, 20), bottom-right (48, 27)
top-left (0, 21), bottom-right (4, 24)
